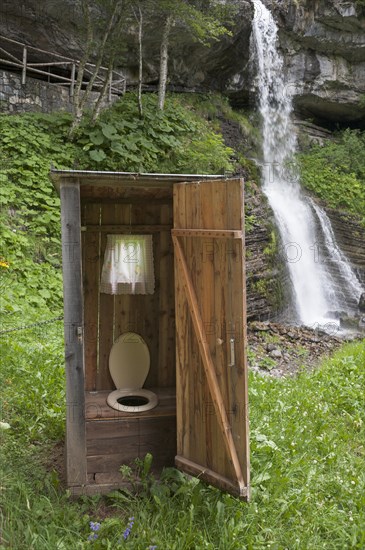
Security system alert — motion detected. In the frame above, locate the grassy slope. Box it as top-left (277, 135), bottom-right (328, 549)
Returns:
top-left (1, 326), bottom-right (364, 549)
top-left (298, 129), bottom-right (365, 227)
top-left (1, 97), bottom-right (365, 549)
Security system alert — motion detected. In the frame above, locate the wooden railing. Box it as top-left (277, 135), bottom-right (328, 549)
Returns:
top-left (0, 35), bottom-right (126, 99)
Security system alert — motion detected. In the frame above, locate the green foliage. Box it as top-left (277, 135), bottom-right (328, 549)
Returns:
top-left (180, 93), bottom-right (260, 152)
top-left (0, 112), bottom-right (76, 315)
top-left (0, 95), bottom-right (236, 320)
top-left (238, 155), bottom-right (260, 181)
top-left (258, 356), bottom-right (276, 371)
top-left (244, 213), bottom-right (256, 233)
top-left (248, 339), bottom-right (365, 548)
top-left (176, 1), bottom-right (233, 46)
top-left (263, 230), bottom-right (277, 257)
top-left (150, 0), bottom-right (235, 45)
top-left (355, 0), bottom-right (365, 16)
top-left (0, 323), bottom-right (65, 442)
top-left (75, 93), bottom-right (234, 174)
top-left (298, 129), bottom-right (365, 225)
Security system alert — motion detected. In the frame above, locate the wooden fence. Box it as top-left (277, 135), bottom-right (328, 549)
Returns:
top-left (0, 35), bottom-right (126, 99)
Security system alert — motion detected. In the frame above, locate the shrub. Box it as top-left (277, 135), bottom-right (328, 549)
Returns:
top-left (298, 129), bottom-right (365, 225)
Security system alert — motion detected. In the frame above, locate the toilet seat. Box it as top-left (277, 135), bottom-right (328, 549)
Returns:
top-left (107, 388), bottom-right (158, 412)
top-left (107, 332), bottom-right (158, 413)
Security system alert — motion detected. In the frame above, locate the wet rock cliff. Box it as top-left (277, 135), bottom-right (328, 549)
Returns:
top-left (2, 0), bottom-right (364, 124)
top-left (272, 0), bottom-right (365, 125)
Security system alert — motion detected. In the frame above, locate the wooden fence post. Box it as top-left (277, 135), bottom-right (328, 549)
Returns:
top-left (70, 63), bottom-right (76, 97)
top-left (22, 46), bottom-right (27, 85)
top-left (60, 180), bottom-right (87, 489)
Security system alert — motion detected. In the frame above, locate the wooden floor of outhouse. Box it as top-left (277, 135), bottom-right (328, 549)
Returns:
top-left (82, 387), bottom-right (176, 493)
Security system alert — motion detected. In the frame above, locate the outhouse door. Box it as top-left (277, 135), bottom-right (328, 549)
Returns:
top-left (172, 178), bottom-right (250, 500)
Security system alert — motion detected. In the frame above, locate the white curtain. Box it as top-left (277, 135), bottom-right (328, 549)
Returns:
top-left (100, 235), bottom-right (155, 295)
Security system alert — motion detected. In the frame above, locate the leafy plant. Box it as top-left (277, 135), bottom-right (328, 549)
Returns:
top-left (298, 129), bottom-right (365, 226)
top-left (0, 112), bottom-right (76, 315)
top-left (0, 96), bottom-right (237, 319)
top-left (258, 356), bottom-right (277, 370)
top-left (75, 93), bottom-right (235, 174)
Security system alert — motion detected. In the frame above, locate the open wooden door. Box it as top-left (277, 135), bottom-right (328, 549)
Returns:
top-left (172, 178), bottom-right (250, 500)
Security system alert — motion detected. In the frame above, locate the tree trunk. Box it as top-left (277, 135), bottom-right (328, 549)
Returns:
top-left (158, 15), bottom-right (173, 111)
top-left (69, 0), bottom-right (92, 138)
top-left (137, 6), bottom-right (143, 118)
top-left (69, 0), bottom-right (123, 137)
top-left (78, 2), bottom-right (120, 114)
top-left (91, 56), bottom-right (114, 124)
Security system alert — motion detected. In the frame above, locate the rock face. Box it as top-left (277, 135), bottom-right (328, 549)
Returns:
top-left (0, 1), bottom-right (85, 59)
top-left (325, 206), bottom-right (365, 286)
top-left (245, 183), bottom-right (283, 320)
top-left (272, 0), bottom-right (365, 125)
top-left (0, 0), bottom-right (253, 97)
top-left (1, 0), bottom-right (364, 124)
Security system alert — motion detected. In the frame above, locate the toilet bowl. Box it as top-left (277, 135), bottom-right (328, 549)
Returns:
top-left (106, 332), bottom-right (158, 413)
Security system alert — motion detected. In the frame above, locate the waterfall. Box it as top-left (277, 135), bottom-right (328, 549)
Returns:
top-left (309, 199), bottom-right (363, 310)
top-left (250, 0), bottom-right (363, 326)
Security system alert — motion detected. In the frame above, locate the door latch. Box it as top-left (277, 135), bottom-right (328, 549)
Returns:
top-left (229, 338), bottom-right (235, 367)
top-left (77, 326), bottom-right (83, 344)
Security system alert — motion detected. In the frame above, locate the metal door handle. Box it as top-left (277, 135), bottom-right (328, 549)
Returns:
top-left (229, 338), bottom-right (235, 367)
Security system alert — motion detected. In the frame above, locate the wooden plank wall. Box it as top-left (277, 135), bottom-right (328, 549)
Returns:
top-left (84, 388), bottom-right (176, 484)
top-left (81, 200), bottom-right (175, 391)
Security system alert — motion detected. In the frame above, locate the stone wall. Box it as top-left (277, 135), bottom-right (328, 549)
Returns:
top-left (0, 70), bottom-right (116, 114)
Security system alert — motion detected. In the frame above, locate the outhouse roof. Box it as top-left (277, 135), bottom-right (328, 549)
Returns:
top-left (50, 169), bottom-right (227, 197)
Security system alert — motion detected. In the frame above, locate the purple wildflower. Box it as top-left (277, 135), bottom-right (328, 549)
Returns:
top-left (148, 546), bottom-right (158, 549)
top-left (123, 517), bottom-right (135, 540)
top-left (88, 521), bottom-right (101, 542)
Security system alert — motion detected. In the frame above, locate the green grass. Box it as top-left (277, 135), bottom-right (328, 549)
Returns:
top-left (1, 319), bottom-right (364, 549)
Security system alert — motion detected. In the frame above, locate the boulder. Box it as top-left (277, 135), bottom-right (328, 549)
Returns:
top-left (269, 348), bottom-right (283, 358)
top-left (340, 315), bottom-right (362, 329)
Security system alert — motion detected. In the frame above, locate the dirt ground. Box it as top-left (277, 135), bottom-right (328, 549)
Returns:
top-left (248, 320), bottom-right (363, 377)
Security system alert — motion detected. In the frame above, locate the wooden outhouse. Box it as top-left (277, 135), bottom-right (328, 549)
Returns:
top-left (51, 169), bottom-right (250, 499)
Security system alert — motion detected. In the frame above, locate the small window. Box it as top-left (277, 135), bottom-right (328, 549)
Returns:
top-left (100, 235), bottom-right (155, 295)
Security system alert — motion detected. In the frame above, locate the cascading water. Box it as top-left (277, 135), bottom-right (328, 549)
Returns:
top-left (250, 0), bottom-right (363, 326)
top-left (309, 199), bottom-right (364, 310)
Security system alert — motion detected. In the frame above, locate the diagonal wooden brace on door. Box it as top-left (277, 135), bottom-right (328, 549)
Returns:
top-left (172, 235), bottom-right (246, 497)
